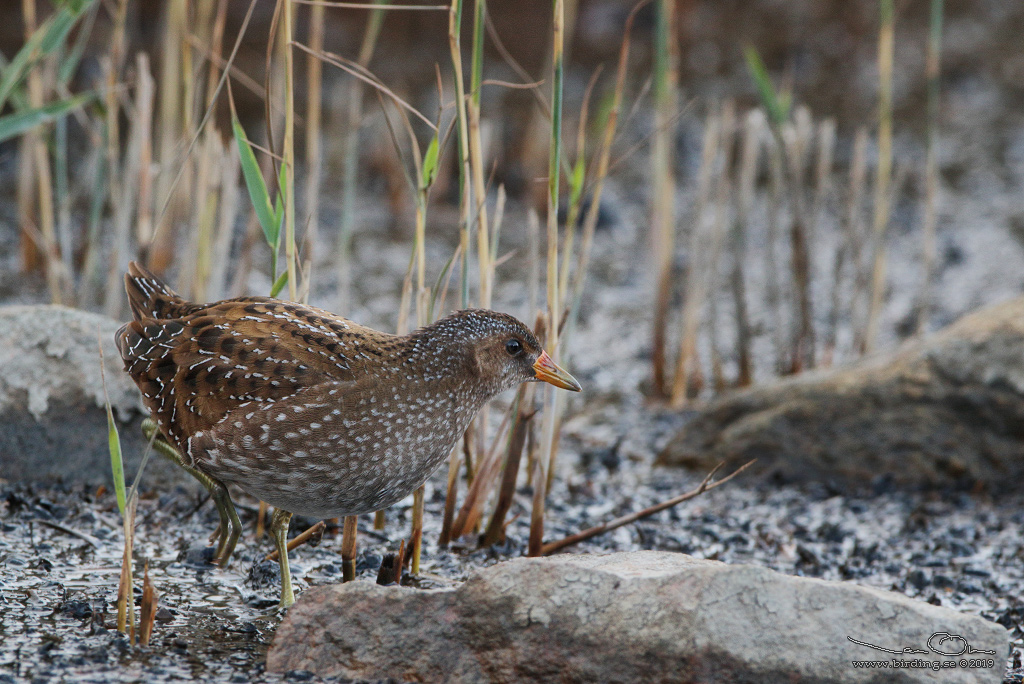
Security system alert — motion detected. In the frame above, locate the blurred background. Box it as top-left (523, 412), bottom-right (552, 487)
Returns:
top-left (1, 1), bottom-right (1023, 393)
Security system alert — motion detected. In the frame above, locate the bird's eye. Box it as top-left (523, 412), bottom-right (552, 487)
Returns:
top-left (505, 339), bottom-right (523, 356)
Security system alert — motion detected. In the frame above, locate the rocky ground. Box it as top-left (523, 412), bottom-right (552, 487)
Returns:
top-left (3, 401), bottom-right (1024, 682)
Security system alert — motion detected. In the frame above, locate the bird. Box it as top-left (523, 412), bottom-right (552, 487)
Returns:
top-left (115, 261), bottom-right (581, 607)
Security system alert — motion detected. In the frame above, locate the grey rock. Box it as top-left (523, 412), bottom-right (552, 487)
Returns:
top-left (0, 305), bottom-right (185, 486)
top-left (658, 297), bottom-right (1024, 494)
top-left (267, 551), bottom-right (1008, 683)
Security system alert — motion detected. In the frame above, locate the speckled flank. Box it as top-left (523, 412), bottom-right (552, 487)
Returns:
top-left (115, 262), bottom-right (555, 519)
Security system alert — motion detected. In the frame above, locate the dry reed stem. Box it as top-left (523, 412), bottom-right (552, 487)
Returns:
top-left (116, 492), bottom-right (138, 643)
top-left (834, 127), bottom-right (869, 362)
top-left (468, 0), bottom-right (491, 308)
top-left (209, 140), bottom-right (241, 300)
top-left (863, 0), bottom-right (895, 354)
top-left (649, 0), bottom-right (679, 399)
top-left (782, 106), bottom-right (814, 372)
top-left (918, 0), bottom-right (944, 335)
top-left (281, 0), bottom-right (298, 300)
top-left (763, 124), bottom-right (787, 374)
top-left (22, 0), bottom-right (61, 302)
top-left (541, 460), bottom-right (755, 555)
top-left (139, 562), bottom-right (157, 647)
top-left (409, 486), bottom-right (424, 573)
top-left (527, 442), bottom-right (545, 557)
top-left (448, 0), bottom-right (473, 308)
top-left (730, 108), bottom-right (763, 386)
top-left (341, 516), bottom-right (358, 581)
top-left (811, 118), bottom-right (836, 243)
top-left (134, 53), bottom-right (156, 251)
top-left (437, 441), bottom-right (462, 547)
top-left (706, 100), bottom-right (736, 394)
top-left (151, 0), bottom-right (187, 270)
top-left (669, 108), bottom-right (720, 407)
top-left (303, 0), bottom-right (326, 299)
top-left (449, 404), bottom-right (514, 539)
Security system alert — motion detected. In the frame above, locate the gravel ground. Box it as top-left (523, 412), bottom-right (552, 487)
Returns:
top-left (2, 399), bottom-right (1024, 683)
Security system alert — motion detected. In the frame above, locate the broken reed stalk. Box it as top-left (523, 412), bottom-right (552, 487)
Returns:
top-left (265, 520), bottom-right (327, 562)
top-left (649, 0), bottom-right (679, 399)
top-left (139, 562), bottom-right (157, 647)
top-left (375, 540), bottom-right (405, 585)
top-left (731, 109), bottom-right (763, 387)
top-left (862, 0), bottom-right (894, 354)
top-left (917, 0), bottom-right (944, 334)
top-left (409, 487), bottom-right (424, 572)
top-left (541, 460), bottom-right (755, 555)
top-left (116, 492), bottom-right (138, 644)
top-left (669, 108), bottom-right (720, 407)
top-left (341, 517), bottom-right (358, 581)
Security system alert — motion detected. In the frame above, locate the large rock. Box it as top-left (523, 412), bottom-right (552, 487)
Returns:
top-left (267, 551), bottom-right (1008, 683)
top-left (658, 297), bottom-right (1024, 494)
top-left (0, 305), bottom-right (184, 486)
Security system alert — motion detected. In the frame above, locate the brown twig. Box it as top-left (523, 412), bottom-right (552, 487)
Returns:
top-left (264, 520), bottom-right (327, 562)
top-left (540, 460), bottom-right (755, 555)
top-left (36, 519), bottom-right (101, 549)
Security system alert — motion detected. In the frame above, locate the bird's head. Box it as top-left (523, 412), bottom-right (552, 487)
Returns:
top-left (422, 309), bottom-right (582, 396)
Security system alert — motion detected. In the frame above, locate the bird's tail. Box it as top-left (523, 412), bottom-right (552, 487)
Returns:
top-left (123, 261), bottom-right (193, 321)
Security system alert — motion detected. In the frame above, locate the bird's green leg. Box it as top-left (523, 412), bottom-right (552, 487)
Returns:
top-left (270, 508), bottom-right (295, 608)
top-left (141, 418), bottom-right (241, 566)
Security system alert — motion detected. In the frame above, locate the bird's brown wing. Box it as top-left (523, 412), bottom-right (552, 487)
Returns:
top-left (115, 298), bottom-right (391, 453)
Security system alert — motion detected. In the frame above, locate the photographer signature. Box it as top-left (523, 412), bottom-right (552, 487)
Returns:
top-left (847, 632), bottom-right (996, 657)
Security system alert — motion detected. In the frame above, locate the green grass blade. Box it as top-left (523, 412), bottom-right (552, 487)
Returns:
top-left (0, 0), bottom-right (95, 112)
top-left (232, 114), bottom-right (280, 249)
top-left (743, 45), bottom-right (789, 126)
top-left (106, 405), bottom-right (125, 516)
top-left (420, 134), bottom-right (440, 190)
top-left (270, 270), bottom-right (289, 298)
top-left (569, 156), bottom-right (585, 209)
top-left (0, 92), bottom-right (95, 144)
